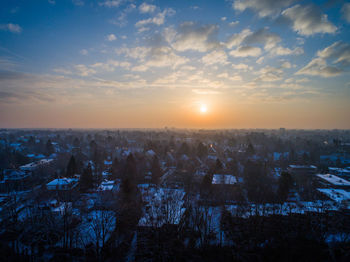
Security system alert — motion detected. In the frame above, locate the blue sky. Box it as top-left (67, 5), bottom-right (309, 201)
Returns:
top-left (0, 0), bottom-right (350, 128)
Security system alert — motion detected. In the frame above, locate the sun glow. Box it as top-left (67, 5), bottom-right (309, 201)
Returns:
top-left (200, 104), bottom-right (207, 113)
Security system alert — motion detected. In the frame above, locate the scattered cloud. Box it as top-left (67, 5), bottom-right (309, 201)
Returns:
top-left (135, 8), bottom-right (175, 28)
top-left (201, 50), bottom-right (228, 65)
top-left (232, 63), bottom-right (252, 71)
top-left (72, 0), bottom-right (84, 6)
top-left (233, 0), bottom-right (296, 18)
top-left (139, 2), bottom-right (156, 14)
top-left (166, 22), bottom-right (219, 52)
top-left (75, 64), bottom-right (96, 76)
top-left (296, 58), bottom-right (342, 77)
top-left (217, 72), bottom-right (242, 81)
top-left (296, 41), bottom-right (350, 77)
top-left (131, 46), bottom-right (188, 71)
top-left (229, 21), bottom-right (239, 27)
top-left (229, 46), bottom-right (262, 57)
top-left (0, 23), bottom-right (22, 33)
top-left (48, 0), bottom-right (56, 4)
top-left (317, 41), bottom-right (350, 66)
top-left (107, 34), bottom-right (117, 41)
top-left (255, 66), bottom-right (284, 82)
top-left (281, 4), bottom-right (337, 36)
top-left (269, 46), bottom-right (304, 56)
top-left (99, 0), bottom-right (122, 8)
top-left (225, 29), bottom-right (252, 49)
top-left (80, 49), bottom-right (88, 55)
top-left (244, 27), bottom-right (281, 50)
top-left (342, 3), bottom-right (350, 23)
top-left (110, 3), bottom-right (136, 27)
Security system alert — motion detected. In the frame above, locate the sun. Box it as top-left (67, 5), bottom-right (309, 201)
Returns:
top-left (200, 104), bottom-right (207, 113)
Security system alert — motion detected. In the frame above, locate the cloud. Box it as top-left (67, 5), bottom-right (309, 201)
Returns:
top-left (269, 46), bottom-right (304, 56)
top-left (166, 22), bottom-right (219, 52)
top-left (72, 0), bottom-right (84, 6)
top-left (317, 41), bottom-right (350, 66)
top-left (139, 2), bottom-right (156, 13)
top-left (135, 8), bottom-right (175, 28)
top-left (226, 29), bottom-right (252, 49)
top-left (53, 68), bottom-right (73, 75)
top-left (48, 0), bottom-right (56, 4)
top-left (281, 61), bottom-right (292, 69)
top-left (244, 27), bottom-right (281, 50)
top-left (192, 89), bottom-right (221, 95)
top-left (217, 72), bottom-right (242, 81)
top-left (80, 49), bottom-right (88, 55)
top-left (229, 46), bottom-right (261, 57)
top-left (201, 50), bottom-right (228, 65)
top-left (226, 27), bottom-right (302, 57)
top-left (255, 66), bottom-right (283, 82)
top-left (0, 58), bottom-right (19, 71)
top-left (233, 0), bottom-right (296, 18)
top-left (131, 46), bottom-right (188, 71)
top-left (109, 3), bottom-right (136, 26)
top-left (281, 4), bottom-right (337, 36)
top-left (99, 0), bottom-right (122, 7)
top-left (221, 17), bottom-right (227, 21)
top-left (0, 23), bottom-right (22, 33)
top-left (232, 63), bottom-right (252, 71)
top-left (107, 34), bottom-right (117, 41)
top-left (74, 64), bottom-right (96, 76)
top-left (342, 3), bottom-right (350, 23)
top-left (296, 41), bottom-right (350, 77)
top-left (229, 21), bottom-right (239, 27)
top-left (117, 46), bottom-right (151, 60)
top-left (296, 58), bottom-right (342, 77)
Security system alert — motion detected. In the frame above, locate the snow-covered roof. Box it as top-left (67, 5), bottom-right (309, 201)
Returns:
top-left (97, 180), bottom-right (115, 191)
top-left (317, 188), bottom-right (350, 203)
top-left (317, 174), bottom-right (350, 186)
top-left (289, 164), bottom-right (317, 169)
top-left (212, 174), bottom-right (237, 185)
top-left (47, 178), bottom-right (78, 188)
top-left (104, 160), bottom-right (112, 165)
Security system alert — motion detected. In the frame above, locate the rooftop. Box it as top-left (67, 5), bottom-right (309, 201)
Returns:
top-left (317, 174), bottom-right (350, 186)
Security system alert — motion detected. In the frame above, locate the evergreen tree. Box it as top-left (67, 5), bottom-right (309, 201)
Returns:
top-left (111, 157), bottom-right (120, 179)
top-left (214, 159), bottom-right (223, 173)
top-left (80, 163), bottom-right (93, 191)
top-left (197, 142), bottom-right (207, 158)
top-left (247, 143), bottom-right (255, 155)
top-left (151, 156), bottom-right (162, 185)
top-left (45, 139), bottom-right (55, 156)
top-left (66, 155), bottom-right (76, 177)
top-left (277, 172), bottom-right (293, 203)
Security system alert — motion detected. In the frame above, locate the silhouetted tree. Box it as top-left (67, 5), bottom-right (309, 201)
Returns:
top-left (277, 172), bottom-right (293, 203)
top-left (151, 156), bottom-right (162, 185)
top-left (197, 142), bottom-right (207, 158)
top-left (247, 143), bottom-right (255, 155)
top-left (66, 156), bottom-right (76, 177)
top-left (80, 163), bottom-right (93, 191)
top-left (45, 139), bottom-right (55, 156)
top-left (111, 157), bottom-right (120, 179)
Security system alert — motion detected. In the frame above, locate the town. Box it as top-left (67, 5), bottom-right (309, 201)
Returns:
top-left (0, 128), bottom-right (349, 261)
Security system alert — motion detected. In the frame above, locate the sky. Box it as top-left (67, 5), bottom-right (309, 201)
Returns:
top-left (0, 0), bottom-right (350, 129)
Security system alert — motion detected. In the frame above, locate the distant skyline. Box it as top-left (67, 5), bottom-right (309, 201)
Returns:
top-left (0, 0), bottom-right (350, 129)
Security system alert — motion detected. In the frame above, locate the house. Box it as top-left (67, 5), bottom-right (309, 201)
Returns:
top-left (288, 165), bottom-right (317, 176)
top-left (19, 158), bottom-right (54, 171)
top-left (46, 178), bottom-right (78, 191)
top-left (316, 174), bottom-right (350, 189)
top-left (212, 174), bottom-right (239, 185)
top-left (1, 169), bottom-right (31, 192)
